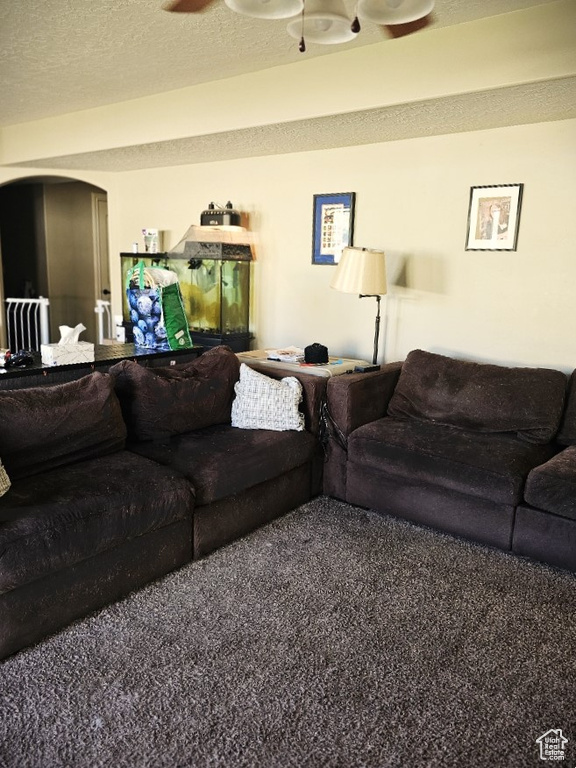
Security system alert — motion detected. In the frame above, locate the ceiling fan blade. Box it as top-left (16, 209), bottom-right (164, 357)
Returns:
top-left (383, 13), bottom-right (432, 38)
top-left (163, 0), bottom-right (215, 12)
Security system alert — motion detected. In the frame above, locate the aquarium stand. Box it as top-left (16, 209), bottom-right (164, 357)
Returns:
top-left (189, 330), bottom-right (253, 352)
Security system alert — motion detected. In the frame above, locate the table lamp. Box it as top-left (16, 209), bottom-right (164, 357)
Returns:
top-left (330, 246), bottom-right (387, 365)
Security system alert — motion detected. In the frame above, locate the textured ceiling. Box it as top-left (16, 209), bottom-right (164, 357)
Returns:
top-left (12, 77), bottom-right (576, 172)
top-left (0, 0), bottom-right (557, 127)
top-left (0, 0), bottom-right (566, 172)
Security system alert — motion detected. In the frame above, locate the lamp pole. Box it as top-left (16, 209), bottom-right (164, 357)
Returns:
top-left (360, 293), bottom-right (381, 365)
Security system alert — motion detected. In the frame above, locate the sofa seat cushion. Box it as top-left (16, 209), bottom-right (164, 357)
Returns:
top-left (387, 349), bottom-right (567, 444)
top-left (0, 451), bottom-right (194, 595)
top-left (347, 417), bottom-right (557, 505)
top-left (130, 424), bottom-right (317, 506)
top-left (524, 446), bottom-right (576, 520)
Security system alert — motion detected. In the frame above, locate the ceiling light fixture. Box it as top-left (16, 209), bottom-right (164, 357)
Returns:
top-left (224, 0), bottom-right (303, 20)
top-left (287, 0), bottom-right (357, 47)
top-left (165, 0), bottom-right (434, 52)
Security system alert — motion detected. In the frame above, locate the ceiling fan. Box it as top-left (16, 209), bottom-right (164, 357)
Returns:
top-left (164, 0), bottom-right (434, 51)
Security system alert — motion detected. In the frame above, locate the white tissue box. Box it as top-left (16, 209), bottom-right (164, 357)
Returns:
top-left (41, 341), bottom-right (95, 366)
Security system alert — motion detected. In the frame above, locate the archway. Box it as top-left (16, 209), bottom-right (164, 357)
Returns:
top-left (0, 176), bottom-right (109, 348)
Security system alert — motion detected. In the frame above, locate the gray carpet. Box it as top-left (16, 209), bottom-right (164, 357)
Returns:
top-left (1, 497), bottom-right (576, 768)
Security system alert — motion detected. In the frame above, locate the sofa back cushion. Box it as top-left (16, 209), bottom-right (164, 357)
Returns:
top-left (110, 345), bottom-right (240, 441)
top-left (0, 372), bottom-right (126, 479)
top-left (556, 369), bottom-right (576, 446)
top-left (387, 349), bottom-right (567, 444)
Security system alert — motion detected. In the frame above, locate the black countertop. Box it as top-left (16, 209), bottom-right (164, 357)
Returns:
top-left (0, 344), bottom-right (203, 380)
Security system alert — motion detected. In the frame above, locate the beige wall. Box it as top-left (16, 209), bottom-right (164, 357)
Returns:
top-left (105, 117), bottom-right (575, 372)
top-left (1, 120), bottom-right (574, 371)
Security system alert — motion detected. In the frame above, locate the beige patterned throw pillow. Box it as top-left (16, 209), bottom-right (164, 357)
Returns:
top-left (231, 364), bottom-right (305, 432)
top-left (0, 459), bottom-right (11, 498)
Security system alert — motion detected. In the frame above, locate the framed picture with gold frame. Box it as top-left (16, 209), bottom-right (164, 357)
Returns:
top-left (465, 183), bottom-right (524, 251)
top-left (312, 192), bottom-right (355, 265)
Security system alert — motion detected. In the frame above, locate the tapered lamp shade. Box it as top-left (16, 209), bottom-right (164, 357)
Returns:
top-left (330, 247), bottom-right (387, 296)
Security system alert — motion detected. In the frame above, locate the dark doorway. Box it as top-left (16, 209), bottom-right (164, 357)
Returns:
top-left (0, 177), bottom-right (108, 347)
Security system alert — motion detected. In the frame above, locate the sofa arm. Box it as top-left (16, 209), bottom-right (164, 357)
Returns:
top-left (325, 362), bottom-right (403, 440)
top-left (322, 362), bottom-right (402, 500)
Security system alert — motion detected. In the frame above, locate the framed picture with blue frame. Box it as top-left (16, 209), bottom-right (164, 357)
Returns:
top-left (312, 192), bottom-right (356, 265)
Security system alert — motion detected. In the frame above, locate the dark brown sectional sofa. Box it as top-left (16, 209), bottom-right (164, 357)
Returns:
top-left (514, 369), bottom-right (576, 571)
top-left (324, 349), bottom-right (576, 573)
top-left (2, 344), bottom-right (575, 661)
top-left (0, 346), bottom-right (326, 660)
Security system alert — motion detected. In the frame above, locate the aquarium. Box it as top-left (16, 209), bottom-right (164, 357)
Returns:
top-left (120, 241), bottom-right (252, 351)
